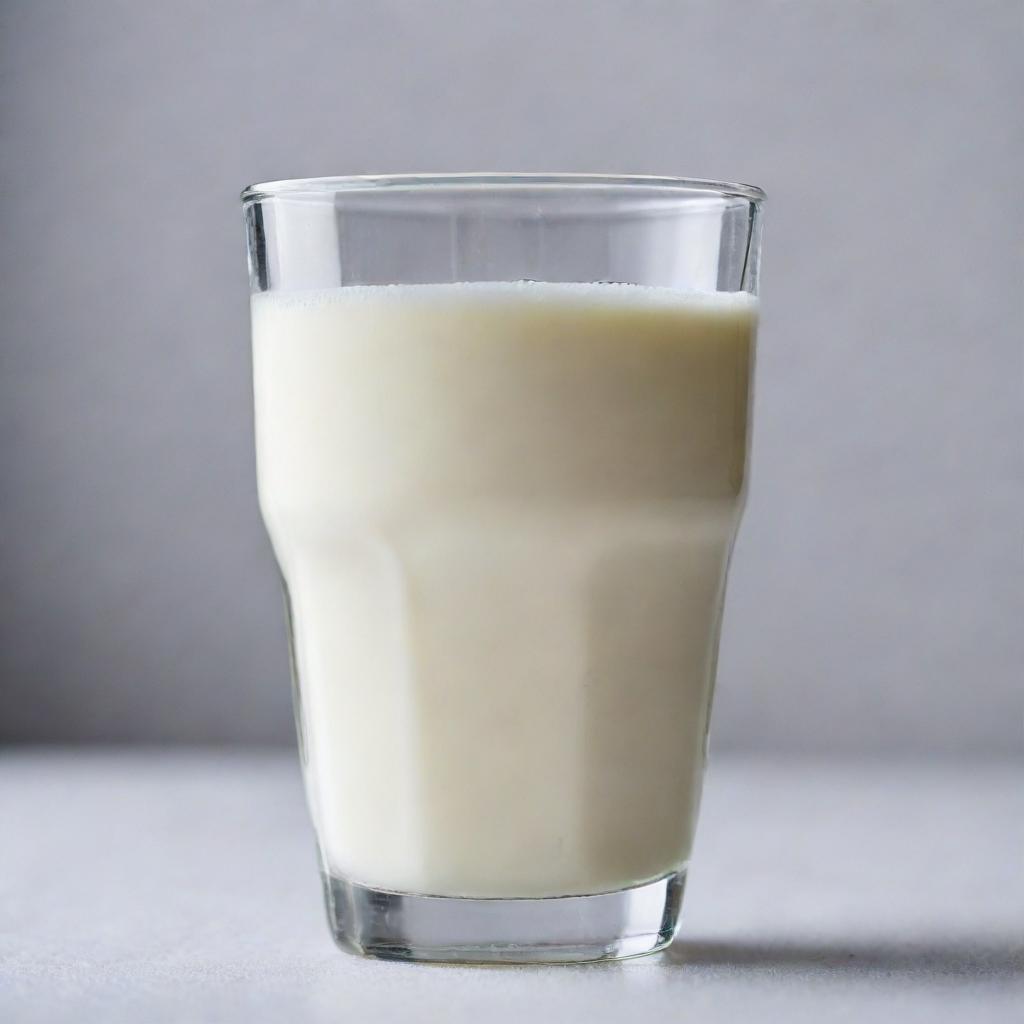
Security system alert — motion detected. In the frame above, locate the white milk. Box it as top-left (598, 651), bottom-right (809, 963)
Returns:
top-left (252, 282), bottom-right (756, 898)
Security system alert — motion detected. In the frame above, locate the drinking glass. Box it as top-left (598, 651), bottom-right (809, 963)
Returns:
top-left (242, 174), bottom-right (764, 963)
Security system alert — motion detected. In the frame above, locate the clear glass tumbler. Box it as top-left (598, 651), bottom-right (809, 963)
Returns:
top-left (241, 174), bottom-right (764, 963)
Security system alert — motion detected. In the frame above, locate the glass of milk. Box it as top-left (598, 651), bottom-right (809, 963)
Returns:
top-left (241, 174), bottom-right (764, 963)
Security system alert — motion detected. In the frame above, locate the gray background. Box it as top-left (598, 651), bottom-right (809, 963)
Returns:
top-left (1, 0), bottom-right (1020, 754)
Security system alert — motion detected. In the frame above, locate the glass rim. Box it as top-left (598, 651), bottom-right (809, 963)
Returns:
top-left (240, 172), bottom-right (765, 207)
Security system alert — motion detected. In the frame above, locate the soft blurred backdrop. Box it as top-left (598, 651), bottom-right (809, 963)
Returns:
top-left (1, 0), bottom-right (1020, 755)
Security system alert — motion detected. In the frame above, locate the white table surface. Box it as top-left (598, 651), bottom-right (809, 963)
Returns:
top-left (1, 750), bottom-right (1020, 1022)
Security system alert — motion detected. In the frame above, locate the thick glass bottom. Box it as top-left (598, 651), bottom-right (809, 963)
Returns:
top-left (321, 869), bottom-right (685, 964)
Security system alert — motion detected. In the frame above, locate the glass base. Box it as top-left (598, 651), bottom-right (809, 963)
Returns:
top-left (321, 870), bottom-right (685, 964)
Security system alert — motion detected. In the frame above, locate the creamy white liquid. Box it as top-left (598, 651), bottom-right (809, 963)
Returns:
top-left (252, 282), bottom-right (756, 898)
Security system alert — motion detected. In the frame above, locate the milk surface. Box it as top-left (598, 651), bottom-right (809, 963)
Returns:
top-left (252, 282), bottom-right (757, 897)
